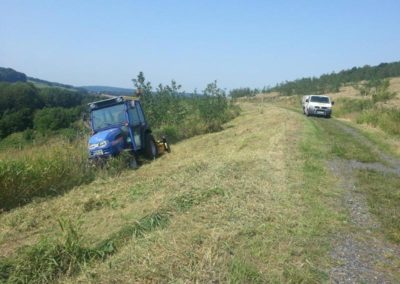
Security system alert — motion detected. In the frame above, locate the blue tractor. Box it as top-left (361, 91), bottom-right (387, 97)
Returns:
top-left (87, 96), bottom-right (170, 167)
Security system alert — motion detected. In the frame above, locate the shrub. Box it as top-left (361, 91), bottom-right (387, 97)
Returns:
top-left (132, 73), bottom-right (240, 141)
top-left (34, 107), bottom-right (80, 134)
top-left (0, 108), bottom-right (34, 138)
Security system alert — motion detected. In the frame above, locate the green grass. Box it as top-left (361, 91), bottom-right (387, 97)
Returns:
top-left (229, 258), bottom-right (264, 283)
top-left (356, 170), bottom-right (400, 243)
top-left (334, 97), bottom-right (373, 116)
top-left (357, 108), bottom-right (400, 136)
top-left (312, 118), bottom-right (379, 162)
top-left (0, 219), bottom-right (108, 283)
top-left (0, 141), bottom-right (95, 210)
top-left (3, 103), bottom-right (394, 282)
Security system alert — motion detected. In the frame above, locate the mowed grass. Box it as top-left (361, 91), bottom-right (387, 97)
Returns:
top-left (0, 103), bottom-right (344, 283)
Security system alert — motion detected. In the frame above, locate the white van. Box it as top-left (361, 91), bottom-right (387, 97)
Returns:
top-left (302, 95), bottom-right (334, 118)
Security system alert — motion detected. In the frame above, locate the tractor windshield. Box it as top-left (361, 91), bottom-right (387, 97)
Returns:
top-left (91, 104), bottom-right (126, 131)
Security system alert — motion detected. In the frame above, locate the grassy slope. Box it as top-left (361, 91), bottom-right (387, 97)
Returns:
top-left (1, 102), bottom-right (346, 282)
top-left (1, 99), bottom-right (399, 282)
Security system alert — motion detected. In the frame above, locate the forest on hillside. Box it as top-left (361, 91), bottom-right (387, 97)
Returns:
top-left (271, 61), bottom-right (400, 96)
top-left (0, 67), bottom-right (27, 83)
top-left (0, 82), bottom-right (89, 139)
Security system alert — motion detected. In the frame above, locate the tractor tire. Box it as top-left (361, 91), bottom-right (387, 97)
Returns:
top-left (145, 134), bottom-right (158, 160)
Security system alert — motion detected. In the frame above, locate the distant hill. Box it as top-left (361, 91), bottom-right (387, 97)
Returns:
top-left (27, 77), bottom-right (86, 92)
top-left (271, 61), bottom-right (400, 96)
top-left (81, 86), bottom-right (134, 96)
top-left (0, 67), bottom-right (27, 83)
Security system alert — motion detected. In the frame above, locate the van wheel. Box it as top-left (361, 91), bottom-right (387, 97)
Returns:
top-left (145, 134), bottom-right (158, 159)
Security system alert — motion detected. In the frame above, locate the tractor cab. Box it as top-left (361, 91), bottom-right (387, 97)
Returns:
top-left (87, 96), bottom-right (169, 163)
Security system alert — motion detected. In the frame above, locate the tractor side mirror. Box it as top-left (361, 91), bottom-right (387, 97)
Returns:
top-left (332, 101), bottom-right (335, 105)
top-left (305, 99), bottom-right (309, 102)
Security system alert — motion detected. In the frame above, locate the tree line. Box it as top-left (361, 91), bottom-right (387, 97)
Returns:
top-left (271, 61), bottom-right (400, 96)
top-left (0, 82), bottom-right (89, 139)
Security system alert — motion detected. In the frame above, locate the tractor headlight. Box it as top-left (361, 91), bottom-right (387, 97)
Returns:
top-left (98, 140), bottom-right (109, 147)
top-left (89, 143), bottom-right (97, 150)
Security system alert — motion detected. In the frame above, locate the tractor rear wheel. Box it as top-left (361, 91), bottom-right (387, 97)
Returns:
top-left (145, 134), bottom-right (158, 159)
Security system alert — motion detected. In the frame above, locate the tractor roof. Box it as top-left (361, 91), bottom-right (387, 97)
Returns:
top-left (88, 96), bottom-right (139, 110)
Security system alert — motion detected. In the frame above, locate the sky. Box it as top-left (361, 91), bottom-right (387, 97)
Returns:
top-left (1, 0), bottom-right (400, 92)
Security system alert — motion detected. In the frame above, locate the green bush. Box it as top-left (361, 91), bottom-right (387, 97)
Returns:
top-left (34, 107), bottom-right (80, 134)
top-left (132, 73), bottom-right (240, 141)
top-left (0, 108), bottom-right (34, 138)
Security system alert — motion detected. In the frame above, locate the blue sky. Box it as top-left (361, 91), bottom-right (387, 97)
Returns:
top-left (1, 0), bottom-right (399, 91)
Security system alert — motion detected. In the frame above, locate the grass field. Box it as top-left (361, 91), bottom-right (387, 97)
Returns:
top-left (0, 101), bottom-right (399, 283)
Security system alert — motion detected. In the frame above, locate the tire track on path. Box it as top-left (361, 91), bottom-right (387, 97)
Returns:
top-left (324, 120), bottom-right (400, 283)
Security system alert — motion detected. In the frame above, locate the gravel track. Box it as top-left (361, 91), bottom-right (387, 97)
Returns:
top-left (327, 121), bottom-right (400, 283)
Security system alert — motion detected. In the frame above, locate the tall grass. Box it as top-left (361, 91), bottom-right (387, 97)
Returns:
top-left (334, 78), bottom-right (399, 136)
top-left (333, 97), bottom-right (373, 116)
top-left (0, 218), bottom-right (108, 283)
top-left (357, 108), bottom-right (400, 135)
top-left (0, 138), bottom-right (95, 210)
